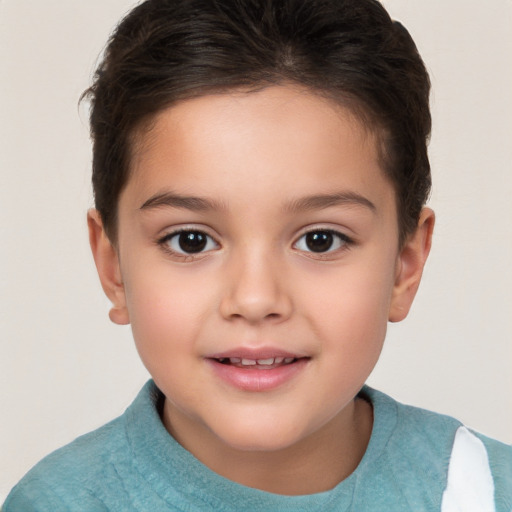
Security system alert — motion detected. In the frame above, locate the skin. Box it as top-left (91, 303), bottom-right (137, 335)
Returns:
top-left (88, 85), bottom-right (434, 495)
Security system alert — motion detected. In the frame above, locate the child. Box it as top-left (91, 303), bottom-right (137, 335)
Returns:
top-left (4, 0), bottom-right (511, 510)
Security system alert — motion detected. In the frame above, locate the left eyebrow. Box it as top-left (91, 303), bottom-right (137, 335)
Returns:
top-left (284, 192), bottom-right (376, 213)
top-left (139, 191), bottom-right (225, 212)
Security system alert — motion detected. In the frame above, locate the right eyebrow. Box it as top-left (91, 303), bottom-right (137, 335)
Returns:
top-left (139, 191), bottom-right (226, 212)
top-left (284, 192), bottom-right (376, 214)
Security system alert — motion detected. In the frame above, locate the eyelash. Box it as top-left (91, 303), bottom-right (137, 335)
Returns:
top-left (157, 229), bottom-right (219, 260)
top-left (293, 229), bottom-right (353, 257)
top-left (156, 227), bottom-right (354, 261)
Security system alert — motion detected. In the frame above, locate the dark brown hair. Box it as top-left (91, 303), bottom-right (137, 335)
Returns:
top-left (84, 0), bottom-right (431, 244)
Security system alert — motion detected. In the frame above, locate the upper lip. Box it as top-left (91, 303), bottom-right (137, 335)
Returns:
top-left (206, 347), bottom-right (308, 360)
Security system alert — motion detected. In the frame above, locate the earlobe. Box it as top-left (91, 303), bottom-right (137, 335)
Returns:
top-left (87, 209), bottom-right (130, 325)
top-left (389, 208), bottom-right (435, 322)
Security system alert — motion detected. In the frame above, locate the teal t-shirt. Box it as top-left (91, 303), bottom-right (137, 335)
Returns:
top-left (4, 381), bottom-right (512, 511)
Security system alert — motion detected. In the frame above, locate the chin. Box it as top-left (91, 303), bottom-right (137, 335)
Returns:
top-left (212, 418), bottom-right (310, 453)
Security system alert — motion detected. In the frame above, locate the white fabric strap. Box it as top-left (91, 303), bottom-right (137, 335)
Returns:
top-left (441, 426), bottom-right (495, 512)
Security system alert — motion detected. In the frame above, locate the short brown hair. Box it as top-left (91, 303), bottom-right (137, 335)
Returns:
top-left (84, 0), bottom-right (431, 244)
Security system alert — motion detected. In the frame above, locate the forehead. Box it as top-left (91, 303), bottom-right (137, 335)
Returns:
top-left (123, 86), bottom-right (394, 215)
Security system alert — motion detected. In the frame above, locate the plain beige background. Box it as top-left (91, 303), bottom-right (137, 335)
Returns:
top-left (1, 0), bottom-right (511, 500)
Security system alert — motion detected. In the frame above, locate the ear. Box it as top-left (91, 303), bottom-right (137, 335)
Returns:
top-left (87, 209), bottom-right (130, 325)
top-left (389, 208), bottom-right (435, 322)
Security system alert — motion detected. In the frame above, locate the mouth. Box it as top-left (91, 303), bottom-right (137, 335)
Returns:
top-left (206, 351), bottom-right (310, 391)
top-left (213, 356), bottom-right (304, 370)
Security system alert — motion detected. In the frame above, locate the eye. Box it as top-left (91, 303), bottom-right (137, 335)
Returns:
top-left (162, 230), bottom-right (218, 255)
top-left (294, 229), bottom-right (350, 254)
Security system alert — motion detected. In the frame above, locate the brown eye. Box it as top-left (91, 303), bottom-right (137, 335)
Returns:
top-left (178, 232), bottom-right (207, 253)
top-left (164, 230), bottom-right (218, 254)
top-left (305, 231), bottom-right (334, 252)
top-left (294, 230), bottom-right (350, 254)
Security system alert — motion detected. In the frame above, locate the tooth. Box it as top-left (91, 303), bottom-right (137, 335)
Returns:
top-left (257, 358), bottom-right (275, 365)
top-left (241, 358), bottom-right (257, 366)
top-left (274, 357), bottom-right (284, 364)
top-left (229, 357), bottom-right (241, 363)
top-left (284, 357), bottom-right (295, 364)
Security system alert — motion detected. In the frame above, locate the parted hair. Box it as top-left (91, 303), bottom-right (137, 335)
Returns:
top-left (84, 0), bottom-right (431, 244)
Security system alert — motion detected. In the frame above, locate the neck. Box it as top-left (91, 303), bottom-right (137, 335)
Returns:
top-left (163, 396), bottom-right (373, 496)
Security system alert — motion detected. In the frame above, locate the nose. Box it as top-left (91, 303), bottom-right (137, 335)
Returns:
top-left (219, 250), bottom-right (293, 324)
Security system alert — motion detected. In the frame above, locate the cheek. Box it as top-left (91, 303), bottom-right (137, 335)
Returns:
top-left (122, 265), bottom-right (213, 362)
top-left (299, 257), bottom-right (396, 356)
top-left (303, 260), bottom-right (395, 322)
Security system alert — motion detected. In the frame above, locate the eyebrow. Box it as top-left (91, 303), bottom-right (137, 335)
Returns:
top-left (139, 191), bottom-right (225, 212)
top-left (284, 192), bottom-right (376, 213)
top-left (139, 190), bottom-right (376, 214)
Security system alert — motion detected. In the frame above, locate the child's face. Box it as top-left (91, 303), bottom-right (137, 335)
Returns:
top-left (90, 85), bottom-right (432, 458)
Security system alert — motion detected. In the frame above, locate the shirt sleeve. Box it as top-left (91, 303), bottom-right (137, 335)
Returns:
top-left (3, 478), bottom-right (109, 512)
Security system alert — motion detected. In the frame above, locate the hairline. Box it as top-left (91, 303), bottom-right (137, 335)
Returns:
top-left (104, 82), bottom-right (403, 246)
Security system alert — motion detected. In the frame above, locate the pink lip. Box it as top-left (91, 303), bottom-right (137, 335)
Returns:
top-left (205, 347), bottom-right (310, 392)
top-left (207, 347), bottom-right (305, 360)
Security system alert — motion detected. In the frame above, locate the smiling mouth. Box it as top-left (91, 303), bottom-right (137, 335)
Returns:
top-left (213, 357), bottom-right (307, 369)
top-left (207, 353), bottom-right (310, 391)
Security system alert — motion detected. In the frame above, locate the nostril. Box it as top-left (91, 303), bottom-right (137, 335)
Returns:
top-left (218, 276), bottom-right (293, 323)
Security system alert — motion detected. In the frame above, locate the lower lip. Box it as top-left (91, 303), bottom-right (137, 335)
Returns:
top-left (207, 358), bottom-right (309, 392)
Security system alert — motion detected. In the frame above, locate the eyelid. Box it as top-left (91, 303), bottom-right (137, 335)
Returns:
top-left (294, 224), bottom-right (354, 242)
top-left (157, 223), bottom-right (219, 240)
top-left (292, 226), bottom-right (354, 256)
top-left (156, 225), bottom-right (220, 259)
